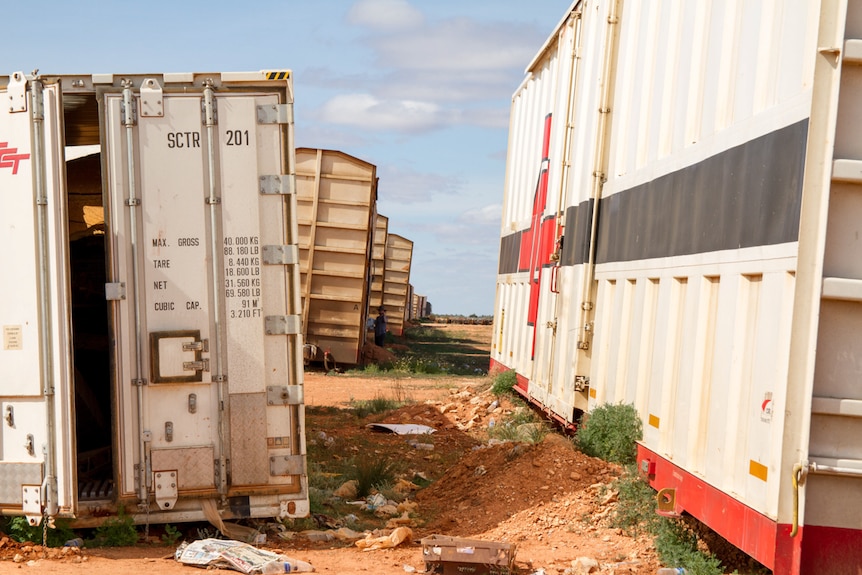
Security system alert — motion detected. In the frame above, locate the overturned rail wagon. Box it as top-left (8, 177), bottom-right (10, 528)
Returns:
top-left (0, 70), bottom-right (308, 527)
top-left (295, 148), bottom-right (377, 366)
top-left (492, 2), bottom-right (862, 574)
top-left (383, 234), bottom-right (413, 337)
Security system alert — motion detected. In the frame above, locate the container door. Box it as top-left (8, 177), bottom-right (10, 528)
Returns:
top-left (795, 11), bottom-right (862, 571)
top-left (102, 79), bottom-right (302, 509)
top-left (0, 73), bottom-right (76, 523)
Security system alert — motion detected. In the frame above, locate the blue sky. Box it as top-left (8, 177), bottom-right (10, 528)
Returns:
top-left (6, 0), bottom-right (573, 315)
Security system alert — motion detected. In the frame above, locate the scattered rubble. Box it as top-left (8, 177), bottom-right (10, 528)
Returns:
top-left (0, 536), bottom-right (87, 564)
top-left (0, 377), bottom-right (661, 574)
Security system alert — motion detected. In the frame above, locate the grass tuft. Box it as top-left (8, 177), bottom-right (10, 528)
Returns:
top-left (351, 394), bottom-right (409, 418)
top-left (487, 400), bottom-right (548, 443)
top-left (490, 369), bottom-right (518, 396)
top-left (352, 457), bottom-right (398, 498)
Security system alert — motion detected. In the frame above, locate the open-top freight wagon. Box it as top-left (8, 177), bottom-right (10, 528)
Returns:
top-left (383, 234), bottom-right (414, 337)
top-left (295, 148), bottom-right (377, 366)
top-left (0, 70), bottom-right (309, 528)
top-left (491, 1), bottom-right (862, 573)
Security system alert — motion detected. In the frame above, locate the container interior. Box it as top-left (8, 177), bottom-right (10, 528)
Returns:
top-left (64, 91), bottom-right (114, 503)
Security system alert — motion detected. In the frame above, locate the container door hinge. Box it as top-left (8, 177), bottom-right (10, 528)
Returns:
top-left (139, 78), bottom-right (164, 117)
top-left (7, 71), bottom-right (27, 113)
top-left (120, 98), bottom-right (137, 125)
top-left (257, 103), bottom-right (293, 125)
top-left (22, 485), bottom-right (41, 525)
top-left (266, 385), bottom-right (304, 406)
top-left (259, 174), bottom-right (295, 195)
top-left (105, 282), bottom-right (126, 300)
top-left (216, 458), bottom-right (230, 484)
top-left (265, 315), bottom-right (301, 335)
top-left (263, 245), bottom-right (299, 265)
top-left (153, 470), bottom-right (178, 510)
top-left (270, 455), bottom-right (305, 476)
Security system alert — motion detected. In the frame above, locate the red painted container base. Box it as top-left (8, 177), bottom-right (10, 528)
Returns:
top-left (484, 365), bottom-right (862, 572)
top-left (637, 445), bottom-right (862, 575)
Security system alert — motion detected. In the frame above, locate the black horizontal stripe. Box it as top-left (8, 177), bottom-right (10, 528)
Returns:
top-left (560, 199), bottom-right (594, 266)
top-left (596, 119), bottom-right (807, 264)
top-left (497, 119), bottom-right (807, 274)
top-left (498, 230), bottom-right (522, 275)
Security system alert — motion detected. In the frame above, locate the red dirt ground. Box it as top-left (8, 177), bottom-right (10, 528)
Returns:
top-left (0, 324), bottom-right (664, 575)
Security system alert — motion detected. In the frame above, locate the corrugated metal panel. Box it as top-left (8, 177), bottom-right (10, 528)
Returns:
top-left (382, 234), bottom-right (413, 337)
top-left (370, 214), bottom-right (389, 311)
top-left (295, 148), bottom-right (376, 364)
top-left (493, 1), bottom-right (862, 571)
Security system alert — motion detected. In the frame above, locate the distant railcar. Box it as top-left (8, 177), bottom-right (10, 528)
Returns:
top-left (383, 234), bottom-right (414, 336)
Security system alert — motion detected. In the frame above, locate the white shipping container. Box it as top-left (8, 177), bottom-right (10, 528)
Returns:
top-left (492, 1), bottom-right (862, 573)
top-left (0, 70), bottom-right (308, 527)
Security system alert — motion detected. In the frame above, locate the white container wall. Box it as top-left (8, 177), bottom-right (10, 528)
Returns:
top-left (0, 71), bottom-right (308, 527)
top-left (492, 1), bottom-right (862, 573)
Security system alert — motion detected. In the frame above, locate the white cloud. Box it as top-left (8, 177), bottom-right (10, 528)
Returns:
top-left (376, 69), bottom-right (515, 103)
top-left (318, 93), bottom-right (442, 132)
top-left (377, 164), bottom-right (462, 203)
top-left (317, 4), bottom-right (547, 130)
top-left (295, 123), bottom-right (372, 152)
top-left (389, 204), bottom-right (502, 248)
top-left (347, 0), bottom-right (423, 31)
top-left (371, 17), bottom-right (537, 73)
top-left (460, 204), bottom-right (502, 226)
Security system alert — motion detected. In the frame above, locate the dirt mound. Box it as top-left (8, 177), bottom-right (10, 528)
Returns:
top-left (417, 433), bottom-right (620, 537)
top-left (0, 536), bottom-right (86, 564)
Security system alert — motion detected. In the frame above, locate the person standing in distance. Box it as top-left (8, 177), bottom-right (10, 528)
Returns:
top-left (374, 307), bottom-right (387, 347)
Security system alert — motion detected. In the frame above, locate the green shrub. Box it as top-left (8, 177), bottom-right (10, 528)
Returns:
top-left (607, 466), bottom-right (724, 575)
top-left (160, 523), bottom-right (182, 546)
top-left (89, 507), bottom-right (138, 547)
top-left (610, 464), bottom-right (661, 536)
top-left (4, 516), bottom-right (76, 547)
top-left (490, 369), bottom-right (518, 396)
top-left (575, 402), bottom-right (642, 465)
top-left (655, 519), bottom-right (723, 575)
